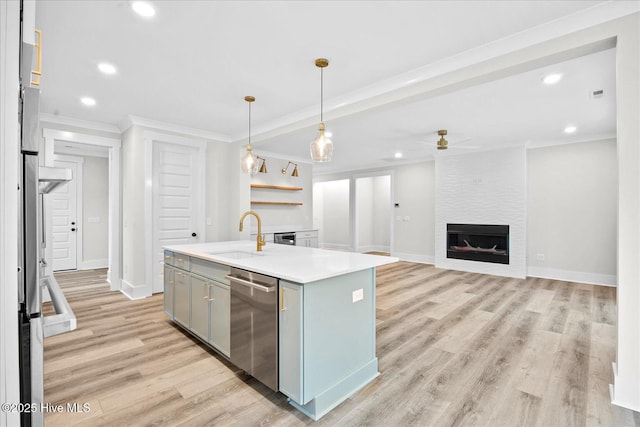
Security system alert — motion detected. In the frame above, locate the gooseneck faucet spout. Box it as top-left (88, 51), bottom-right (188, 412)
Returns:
top-left (239, 210), bottom-right (266, 252)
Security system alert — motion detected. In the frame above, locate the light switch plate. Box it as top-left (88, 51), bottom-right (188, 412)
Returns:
top-left (352, 288), bottom-right (364, 303)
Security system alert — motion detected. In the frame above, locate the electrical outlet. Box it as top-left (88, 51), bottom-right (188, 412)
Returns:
top-left (352, 288), bottom-right (364, 303)
top-left (536, 254), bottom-right (545, 261)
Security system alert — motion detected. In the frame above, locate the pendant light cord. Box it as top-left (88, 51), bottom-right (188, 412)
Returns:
top-left (320, 66), bottom-right (324, 123)
top-left (248, 100), bottom-right (252, 147)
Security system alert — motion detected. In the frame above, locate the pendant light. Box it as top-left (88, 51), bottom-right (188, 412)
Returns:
top-left (240, 96), bottom-right (259, 174)
top-left (310, 58), bottom-right (333, 162)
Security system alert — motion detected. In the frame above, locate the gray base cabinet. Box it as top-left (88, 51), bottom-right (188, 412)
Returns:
top-left (164, 250), bottom-right (230, 357)
top-left (279, 281), bottom-right (303, 402)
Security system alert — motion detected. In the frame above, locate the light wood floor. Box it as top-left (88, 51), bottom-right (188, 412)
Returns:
top-left (44, 263), bottom-right (640, 426)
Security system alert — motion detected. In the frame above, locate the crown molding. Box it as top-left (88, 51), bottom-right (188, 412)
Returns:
top-left (120, 115), bottom-right (231, 142)
top-left (39, 113), bottom-right (121, 134)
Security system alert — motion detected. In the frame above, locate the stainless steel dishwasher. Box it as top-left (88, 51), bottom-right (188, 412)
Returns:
top-left (227, 268), bottom-right (279, 391)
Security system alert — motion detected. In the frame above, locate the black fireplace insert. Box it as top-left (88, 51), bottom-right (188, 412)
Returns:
top-left (447, 224), bottom-right (509, 265)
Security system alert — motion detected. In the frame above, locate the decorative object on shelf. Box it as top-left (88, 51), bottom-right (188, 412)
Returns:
top-left (241, 96), bottom-right (259, 174)
top-left (281, 161), bottom-right (299, 177)
top-left (310, 58), bottom-right (333, 162)
top-left (437, 129), bottom-right (448, 150)
top-left (257, 156), bottom-right (268, 173)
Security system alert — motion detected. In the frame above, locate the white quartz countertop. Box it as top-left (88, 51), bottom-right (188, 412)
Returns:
top-left (163, 240), bottom-right (398, 283)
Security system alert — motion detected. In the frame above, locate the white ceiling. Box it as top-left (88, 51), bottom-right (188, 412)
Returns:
top-left (35, 1), bottom-right (631, 174)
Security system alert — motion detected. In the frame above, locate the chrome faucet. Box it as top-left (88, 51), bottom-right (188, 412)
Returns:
top-left (239, 210), bottom-right (266, 252)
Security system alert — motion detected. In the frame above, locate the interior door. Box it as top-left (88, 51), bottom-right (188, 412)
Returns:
top-left (152, 141), bottom-right (203, 293)
top-left (51, 160), bottom-right (78, 271)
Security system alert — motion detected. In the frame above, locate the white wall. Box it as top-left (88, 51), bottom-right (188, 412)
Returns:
top-left (82, 156), bottom-right (109, 267)
top-left (436, 147), bottom-right (528, 278)
top-left (527, 139), bottom-right (617, 285)
top-left (313, 179), bottom-right (351, 250)
top-left (248, 155), bottom-right (313, 233)
top-left (393, 162), bottom-right (435, 263)
top-left (356, 176), bottom-right (391, 252)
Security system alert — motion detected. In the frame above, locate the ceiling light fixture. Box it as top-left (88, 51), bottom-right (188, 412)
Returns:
top-left (282, 161), bottom-right (299, 177)
top-left (131, 1), bottom-right (156, 17)
top-left (437, 129), bottom-right (448, 150)
top-left (80, 97), bottom-right (96, 106)
top-left (394, 152), bottom-right (403, 159)
top-left (542, 73), bottom-right (563, 85)
top-left (240, 96), bottom-right (258, 174)
top-left (310, 58), bottom-right (333, 162)
top-left (257, 156), bottom-right (267, 174)
top-left (564, 125), bottom-right (577, 134)
top-left (97, 62), bottom-right (117, 75)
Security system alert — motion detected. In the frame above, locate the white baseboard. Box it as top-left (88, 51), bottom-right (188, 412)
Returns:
top-left (120, 279), bottom-right (150, 300)
top-left (527, 266), bottom-right (617, 287)
top-left (358, 245), bottom-right (391, 253)
top-left (393, 252), bottom-right (434, 265)
top-left (78, 258), bottom-right (108, 270)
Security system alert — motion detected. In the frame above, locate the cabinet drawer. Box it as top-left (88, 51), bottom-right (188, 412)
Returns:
top-left (190, 257), bottom-right (230, 283)
top-left (296, 230), bottom-right (318, 239)
top-left (164, 250), bottom-right (174, 266)
top-left (174, 254), bottom-right (190, 270)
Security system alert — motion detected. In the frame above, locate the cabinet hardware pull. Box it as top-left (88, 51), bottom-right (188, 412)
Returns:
top-left (280, 288), bottom-right (286, 311)
top-left (31, 29), bottom-right (42, 86)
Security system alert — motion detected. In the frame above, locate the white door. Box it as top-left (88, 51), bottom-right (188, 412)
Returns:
top-left (152, 142), bottom-right (203, 293)
top-left (51, 160), bottom-right (79, 271)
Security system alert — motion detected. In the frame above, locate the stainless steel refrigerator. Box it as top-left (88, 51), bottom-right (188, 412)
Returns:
top-left (18, 26), bottom-right (75, 426)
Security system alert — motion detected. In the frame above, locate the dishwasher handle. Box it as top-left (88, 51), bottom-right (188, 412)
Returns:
top-left (226, 275), bottom-right (277, 293)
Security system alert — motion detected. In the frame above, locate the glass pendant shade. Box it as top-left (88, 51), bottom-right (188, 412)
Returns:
top-left (241, 146), bottom-right (258, 174)
top-left (310, 122), bottom-right (333, 162)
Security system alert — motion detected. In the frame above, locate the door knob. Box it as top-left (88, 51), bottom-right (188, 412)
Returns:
top-left (71, 221), bottom-right (76, 225)
top-left (191, 232), bottom-right (197, 237)
top-left (71, 228), bottom-right (76, 232)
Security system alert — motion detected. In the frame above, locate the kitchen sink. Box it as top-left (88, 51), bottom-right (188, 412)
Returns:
top-left (208, 251), bottom-right (265, 259)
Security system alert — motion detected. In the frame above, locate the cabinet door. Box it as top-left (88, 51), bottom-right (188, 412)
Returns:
top-left (174, 270), bottom-right (190, 327)
top-left (308, 237), bottom-right (318, 248)
top-left (190, 275), bottom-right (210, 341)
top-left (209, 281), bottom-right (230, 357)
top-left (164, 265), bottom-right (175, 318)
top-left (279, 281), bottom-right (303, 403)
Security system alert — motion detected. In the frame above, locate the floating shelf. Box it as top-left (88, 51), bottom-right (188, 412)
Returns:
top-left (251, 201), bottom-right (303, 206)
top-left (250, 184), bottom-right (303, 191)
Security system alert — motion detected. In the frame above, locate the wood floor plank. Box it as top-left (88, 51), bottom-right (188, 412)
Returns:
top-left (42, 266), bottom-right (638, 426)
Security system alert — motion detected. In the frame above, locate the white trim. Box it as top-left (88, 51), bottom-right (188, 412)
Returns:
top-left (40, 113), bottom-right (121, 134)
top-left (393, 252), bottom-right (435, 265)
top-left (121, 115), bottom-right (230, 143)
top-left (78, 258), bottom-right (108, 270)
top-left (0, 2), bottom-right (22, 424)
top-left (358, 246), bottom-right (391, 254)
top-left (120, 279), bottom-right (149, 300)
top-left (43, 128), bottom-right (122, 291)
top-left (527, 266), bottom-right (617, 287)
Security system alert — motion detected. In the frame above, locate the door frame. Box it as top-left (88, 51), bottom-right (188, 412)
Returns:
top-left (43, 128), bottom-right (122, 291)
top-left (352, 170), bottom-right (394, 255)
top-left (51, 154), bottom-right (83, 271)
top-left (144, 131), bottom-right (206, 297)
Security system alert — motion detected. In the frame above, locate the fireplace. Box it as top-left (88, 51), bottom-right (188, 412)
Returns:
top-left (447, 224), bottom-right (509, 265)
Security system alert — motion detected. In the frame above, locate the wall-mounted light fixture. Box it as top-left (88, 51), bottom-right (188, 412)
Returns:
top-left (240, 96), bottom-right (258, 174)
top-left (281, 161), bottom-right (299, 177)
top-left (257, 156), bottom-right (267, 173)
top-left (310, 58), bottom-right (333, 162)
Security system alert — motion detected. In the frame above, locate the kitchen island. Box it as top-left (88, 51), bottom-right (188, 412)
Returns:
top-left (162, 241), bottom-right (397, 420)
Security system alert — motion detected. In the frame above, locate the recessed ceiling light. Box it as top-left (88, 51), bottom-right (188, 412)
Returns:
top-left (542, 73), bottom-right (563, 85)
top-left (564, 125), bottom-right (577, 134)
top-left (394, 152), bottom-right (403, 159)
top-left (97, 62), bottom-right (117, 75)
top-left (80, 97), bottom-right (96, 106)
top-left (131, 1), bottom-right (155, 18)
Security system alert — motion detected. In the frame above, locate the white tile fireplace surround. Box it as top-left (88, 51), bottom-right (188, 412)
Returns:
top-left (435, 146), bottom-right (526, 278)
